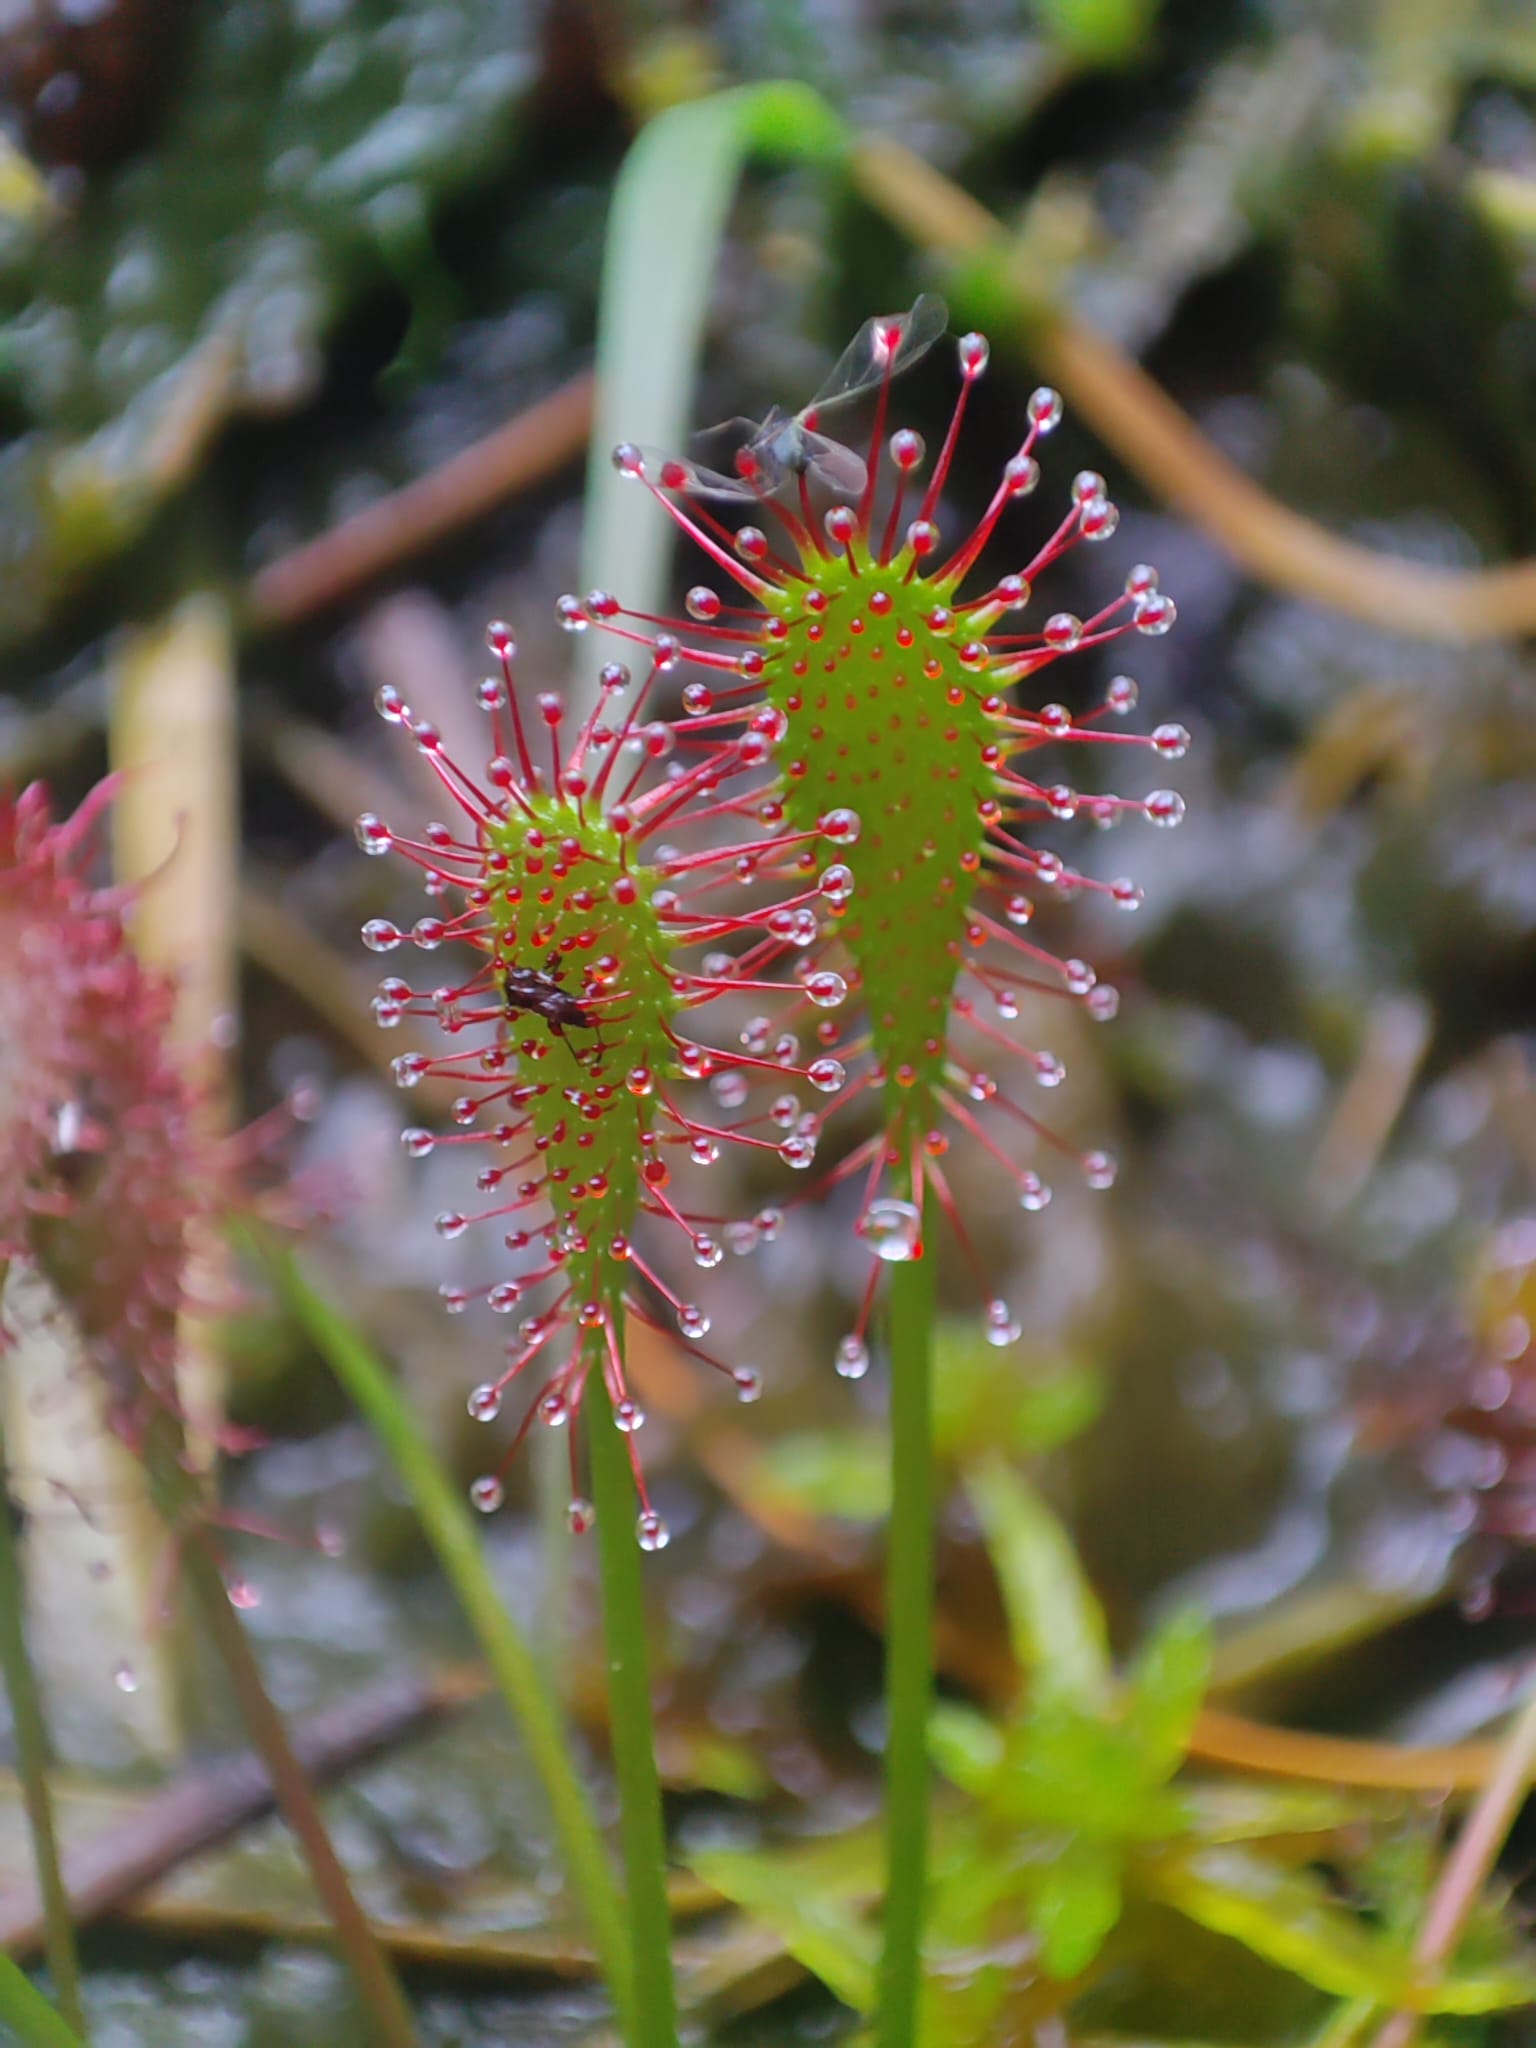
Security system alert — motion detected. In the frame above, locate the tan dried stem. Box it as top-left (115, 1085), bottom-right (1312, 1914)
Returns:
top-left (246, 374), bottom-right (594, 630)
top-left (110, 596), bottom-right (239, 1468)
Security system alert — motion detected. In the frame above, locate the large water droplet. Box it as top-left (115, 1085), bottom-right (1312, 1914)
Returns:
top-left (1083, 1150), bottom-right (1118, 1190)
top-left (1145, 788), bottom-right (1186, 828)
top-left (637, 1511), bottom-right (671, 1552)
top-left (860, 1198), bottom-right (923, 1263)
top-left (985, 1299), bottom-right (1021, 1348)
top-left (835, 1334), bottom-right (870, 1379)
top-left (468, 1384), bottom-right (502, 1423)
top-left (804, 970), bottom-right (847, 1008)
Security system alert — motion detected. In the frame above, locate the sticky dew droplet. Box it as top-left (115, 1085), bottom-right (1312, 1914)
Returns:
top-left (835, 1333), bottom-right (870, 1380)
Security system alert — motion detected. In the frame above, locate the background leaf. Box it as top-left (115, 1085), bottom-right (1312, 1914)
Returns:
top-left (575, 83), bottom-right (846, 702)
top-left (968, 1457), bottom-right (1112, 1707)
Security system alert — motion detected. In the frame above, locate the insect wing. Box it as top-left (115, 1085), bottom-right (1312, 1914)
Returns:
top-left (632, 443), bottom-right (759, 502)
top-left (802, 292), bottom-right (950, 421)
top-left (800, 427), bottom-right (869, 498)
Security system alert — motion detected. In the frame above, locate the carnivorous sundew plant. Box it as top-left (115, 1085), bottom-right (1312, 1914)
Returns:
top-left (605, 295), bottom-right (1186, 1353)
top-left (361, 609), bottom-right (864, 2045)
top-left (365, 295), bottom-right (1184, 2047)
top-left (359, 630), bottom-right (848, 1544)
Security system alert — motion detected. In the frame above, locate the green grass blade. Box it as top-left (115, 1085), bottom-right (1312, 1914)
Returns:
top-left (259, 1243), bottom-right (633, 2035)
top-left (575, 82), bottom-right (846, 701)
top-left (0, 1955), bottom-right (84, 2048)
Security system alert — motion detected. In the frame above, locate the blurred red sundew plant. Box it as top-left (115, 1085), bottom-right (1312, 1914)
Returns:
top-left (0, 777), bottom-right (279, 1458)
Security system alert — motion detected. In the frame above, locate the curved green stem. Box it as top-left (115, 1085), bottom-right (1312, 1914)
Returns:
top-left (0, 1390), bottom-right (87, 2041)
top-left (587, 1375), bottom-right (678, 2048)
top-left (877, 1206), bottom-right (938, 2048)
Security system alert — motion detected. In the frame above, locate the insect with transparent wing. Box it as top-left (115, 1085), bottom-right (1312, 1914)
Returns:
top-left (641, 293), bottom-right (949, 504)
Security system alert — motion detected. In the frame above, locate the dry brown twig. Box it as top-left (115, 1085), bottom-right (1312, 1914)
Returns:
top-left (246, 374), bottom-right (595, 630)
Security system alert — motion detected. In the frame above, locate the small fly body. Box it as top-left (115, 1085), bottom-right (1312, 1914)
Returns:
top-left (638, 294), bottom-right (948, 505)
top-left (500, 964), bottom-right (599, 1039)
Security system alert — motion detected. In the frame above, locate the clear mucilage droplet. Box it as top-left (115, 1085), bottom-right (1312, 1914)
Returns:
top-left (985, 1299), bottom-right (1022, 1348)
top-left (860, 1197), bottom-right (923, 1262)
top-left (835, 1334), bottom-right (870, 1379)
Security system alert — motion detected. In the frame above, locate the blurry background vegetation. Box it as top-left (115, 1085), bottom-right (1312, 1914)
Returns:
top-left (5, 0), bottom-right (1536, 2040)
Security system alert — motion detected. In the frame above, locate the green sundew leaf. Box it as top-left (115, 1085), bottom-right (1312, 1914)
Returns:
top-left (576, 81), bottom-right (846, 703)
top-left (1150, 1848), bottom-right (1536, 2013)
top-left (754, 1348), bottom-right (1100, 1524)
top-left (1299, 1999), bottom-right (1379, 2048)
top-left (932, 1324), bottom-right (1102, 1463)
top-left (1182, 1780), bottom-right (1367, 1846)
top-left (0, 1956), bottom-right (82, 2048)
top-left (753, 1426), bottom-right (888, 1522)
top-left (929, 1701), bottom-right (1005, 1794)
top-left (1074, 2038), bottom-right (1279, 2048)
top-left (1127, 1607), bottom-right (1212, 1782)
top-left (999, 1707), bottom-right (1189, 1841)
top-left (0, 137), bottom-right (48, 228)
top-left (1033, 1837), bottom-right (1124, 1979)
top-left (1356, 1822), bottom-right (1439, 1947)
top-left (968, 1456), bottom-right (1111, 1707)
top-left (1028, 0), bottom-right (1158, 67)
top-left (927, 1811), bottom-right (1024, 1950)
top-left (692, 1843), bottom-right (878, 2014)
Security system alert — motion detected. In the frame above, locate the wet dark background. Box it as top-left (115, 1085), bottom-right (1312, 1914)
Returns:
top-left (4, 0), bottom-right (1536, 2039)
